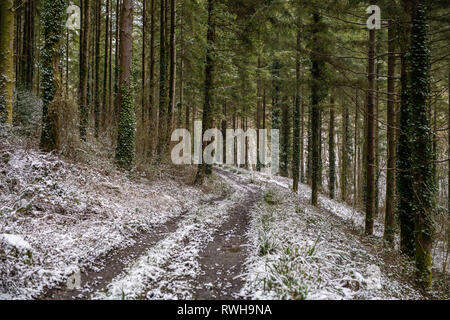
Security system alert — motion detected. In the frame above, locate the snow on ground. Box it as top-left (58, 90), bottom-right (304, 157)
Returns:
top-left (0, 138), bottom-right (213, 300)
top-left (217, 166), bottom-right (429, 299)
top-left (239, 185), bottom-right (423, 300)
top-left (93, 186), bottom-right (240, 300)
top-left (0, 129), bottom-right (446, 301)
top-left (226, 165), bottom-right (445, 268)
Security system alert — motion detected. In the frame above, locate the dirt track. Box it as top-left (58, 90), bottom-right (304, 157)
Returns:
top-left (41, 168), bottom-right (262, 300)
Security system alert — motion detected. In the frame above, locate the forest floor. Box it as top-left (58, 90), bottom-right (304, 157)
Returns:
top-left (0, 131), bottom-right (449, 300)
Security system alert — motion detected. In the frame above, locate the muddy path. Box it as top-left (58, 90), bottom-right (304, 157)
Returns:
top-left (41, 168), bottom-right (262, 300)
top-left (40, 215), bottom-right (184, 300)
top-left (40, 195), bottom-right (226, 300)
top-left (192, 169), bottom-right (261, 300)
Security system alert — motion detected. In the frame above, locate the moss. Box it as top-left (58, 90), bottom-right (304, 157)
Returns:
top-left (115, 87), bottom-right (136, 169)
top-left (263, 190), bottom-right (280, 206)
top-left (408, 3), bottom-right (435, 290)
top-left (39, 0), bottom-right (65, 151)
top-left (0, 0), bottom-right (14, 125)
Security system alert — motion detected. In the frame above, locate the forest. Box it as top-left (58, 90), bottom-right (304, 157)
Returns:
top-left (0, 0), bottom-right (449, 300)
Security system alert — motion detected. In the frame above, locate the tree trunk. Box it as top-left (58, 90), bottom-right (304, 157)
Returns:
top-left (0, 0), bottom-right (14, 125)
top-left (310, 12), bottom-right (324, 207)
top-left (280, 96), bottom-right (290, 177)
top-left (446, 69), bottom-right (450, 273)
top-left (40, 0), bottom-right (66, 151)
top-left (365, 29), bottom-right (376, 236)
top-left (108, 0), bottom-right (113, 117)
top-left (222, 101), bottom-right (227, 164)
top-left (341, 103), bottom-right (349, 202)
top-left (66, 28), bottom-right (69, 97)
top-left (293, 12), bottom-right (301, 192)
top-left (375, 45), bottom-right (380, 219)
top-left (115, 0), bottom-right (135, 169)
top-left (353, 90), bottom-right (359, 209)
top-left (167, 0), bottom-right (176, 140)
top-left (142, 0), bottom-right (147, 129)
top-left (20, 0), bottom-right (35, 91)
top-left (148, 0), bottom-right (156, 153)
top-left (15, 4), bottom-right (24, 90)
top-left (79, 0), bottom-right (91, 141)
top-left (102, 0), bottom-right (110, 129)
top-left (398, 0), bottom-right (415, 258)
top-left (409, 2), bottom-right (434, 290)
top-left (256, 56), bottom-right (262, 172)
top-left (384, 21), bottom-right (397, 245)
top-left (329, 96), bottom-right (336, 199)
top-left (300, 87), bottom-right (305, 183)
top-left (94, 0), bottom-right (101, 138)
top-left (195, 0), bottom-right (216, 185)
top-left (114, 0), bottom-right (121, 123)
top-left (157, 0), bottom-right (169, 155)
top-left (179, 5), bottom-right (184, 128)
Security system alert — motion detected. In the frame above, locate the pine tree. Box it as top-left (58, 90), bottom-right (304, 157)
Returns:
top-left (167, 0), bottom-right (177, 141)
top-left (114, 0), bottom-right (121, 123)
top-left (115, 0), bottom-right (135, 169)
top-left (142, 0), bottom-right (147, 128)
top-left (195, 0), bottom-right (216, 185)
top-left (409, 2), bottom-right (434, 289)
top-left (148, 0), bottom-right (156, 153)
top-left (447, 69), bottom-right (450, 273)
top-left (40, 0), bottom-right (66, 151)
top-left (310, 11), bottom-right (328, 206)
top-left (0, 0), bottom-right (14, 125)
top-left (271, 59), bottom-right (282, 135)
top-left (341, 104), bottom-right (349, 202)
top-left (384, 21), bottom-right (397, 245)
top-left (79, 0), bottom-right (91, 141)
top-left (157, 0), bottom-right (169, 156)
top-left (94, 0), bottom-right (101, 138)
top-left (365, 28), bottom-right (376, 236)
top-left (397, 0), bottom-right (416, 258)
top-left (280, 96), bottom-right (291, 178)
top-left (329, 96), bottom-right (336, 199)
top-left (292, 12), bottom-right (302, 193)
top-left (19, 0), bottom-right (35, 91)
top-left (103, 0), bottom-right (110, 129)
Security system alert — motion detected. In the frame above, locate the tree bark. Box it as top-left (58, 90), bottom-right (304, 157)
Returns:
top-left (114, 0), bottom-right (121, 123)
top-left (329, 96), bottom-right (336, 199)
top-left (409, 1), bottom-right (434, 289)
top-left (148, 0), bottom-right (156, 153)
top-left (142, 0), bottom-right (147, 127)
top-left (341, 103), bottom-right (349, 202)
top-left (310, 12), bottom-right (323, 207)
top-left (115, 0), bottom-right (135, 169)
top-left (40, 0), bottom-right (66, 151)
top-left (280, 96), bottom-right (290, 177)
top-left (79, 0), bottom-right (91, 141)
top-left (256, 56), bottom-right (262, 172)
top-left (94, 0), bottom-right (101, 138)
top-left (293, 12), bottom-right (301, 192)
top-left (365, 29), bottom-right (376, 236)
top-left (167, 0), bottom-right (177, 140)
top-left (446, 69), bottom-right (450, 273)
top-left (353, 90), bottom-right (359, 209)
top-left (195, 0), bottom-right (216, 185)
top-left (0, 0), bottom-right (14, 125)
top-left (398, 0), bottom-right (416, 258)
top-left (103, 0), bottom-right (110, 129)
top-left (20, 0), bottom-right (35, 91)
top-left (157, 0), bottom-right (169, 155)
top-left (384, 21), bottom-right (397, 245)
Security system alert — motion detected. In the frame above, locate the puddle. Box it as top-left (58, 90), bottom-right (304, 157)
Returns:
top-left (222, 245), bottom-right (241, 253)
